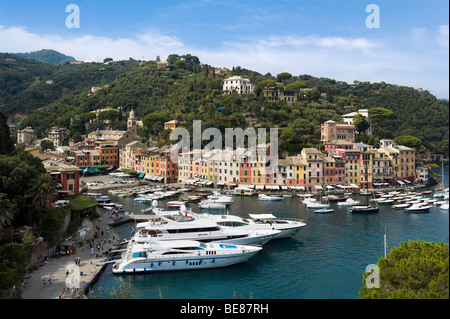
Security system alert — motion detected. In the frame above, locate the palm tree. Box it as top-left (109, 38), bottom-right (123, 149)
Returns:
top-left (26, 173), bottom-right (57, 227)
top-left (0, 193), bottom-right (15, 230)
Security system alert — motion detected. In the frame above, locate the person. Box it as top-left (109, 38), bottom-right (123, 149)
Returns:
top-left (49, 275), bottom-right (53, 285)
top-left (43, 277), bottom-right (46, 287)
top-left (91, 247), bottom-right (94, 255)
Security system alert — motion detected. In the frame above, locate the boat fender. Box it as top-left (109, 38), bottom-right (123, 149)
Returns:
top-left (212, 258), bottom-right (215, 263)
top-left (158, 261), bottom-right (161, 266)
top-left (150, 262), bottom-right (153, 267)
top-left (143, 268), bottom-right (146, 272)
top-left (199, 259), bottom-right (202, 263)
top-left (133, 268), bottom-right (135, 272)
top-left (172, 260), bottom-right (175, 265)
top-left (186, 259), bottom-right (188, 264)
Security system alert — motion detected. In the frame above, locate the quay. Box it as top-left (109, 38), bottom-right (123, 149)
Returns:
top-left (20, 214), bottom-right (124, 299)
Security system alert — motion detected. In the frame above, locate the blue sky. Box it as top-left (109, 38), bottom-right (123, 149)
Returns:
top-left (0, 0), bottom-right (448, 98)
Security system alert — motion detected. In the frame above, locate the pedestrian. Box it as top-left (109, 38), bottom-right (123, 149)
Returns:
top-left (91, 247), bottom-right (94, 255)
top-left (49, 275), bottom-right (53, 285)
top-left (43, 277), bottom-right (46, 287)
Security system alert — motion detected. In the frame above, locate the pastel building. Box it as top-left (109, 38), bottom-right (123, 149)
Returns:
top-left (320, 120), bottom-right (355, 144)
top-left (223, 76), bottom-right (255, 95)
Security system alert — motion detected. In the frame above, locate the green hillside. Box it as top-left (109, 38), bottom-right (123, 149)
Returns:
top-left (16, 49), bottom-right (76, 65)
top-left (2, 53), bottom-right (448, 155)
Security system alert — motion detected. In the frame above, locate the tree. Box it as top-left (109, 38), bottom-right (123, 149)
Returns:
top-left (394, 135), bottom-right (422, 150)
top-left (26, 173), bottom-right (57, 228)
top-left (276, 72), bottom-right (292, 84)
top-left (353, 114), bottom-right (370, 135)
top-left (359, 240), bottom-right (449, 299)
top-left (0, 193), bottom-right (14, 230)
top-left (0, 111), bottom-right (14, 156)
top-left (325, 87), bottom-right (333, 102)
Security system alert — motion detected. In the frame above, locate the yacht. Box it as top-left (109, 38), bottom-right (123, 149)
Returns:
top-left (350, 205), bottom-right (379, 213)
top-left (258, 194), bottom-right (283, 201)
top-left (167, 201), bottom-right (187, 208)
top-left (392, 203), bottom-right (410, 209)
top-left (405, 203), bottom-right (431, 213)
top-left (207, 192), bottom-right (234, 204)
top-left (189, 212), bottom-right (306, 240)
top-left (131, 210), bottom-right (280, 246)
top-left (306, 201), bottom-right (329, 209)
top-left (112, 240), bottom-right (262, 273)
top-left (337, 198), bottom-right (360, 207)
top-left (440, 202), bottom-right (449, 210)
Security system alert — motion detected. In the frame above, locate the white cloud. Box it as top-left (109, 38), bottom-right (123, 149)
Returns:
top-left (0, 25), bottom-right (448, 99)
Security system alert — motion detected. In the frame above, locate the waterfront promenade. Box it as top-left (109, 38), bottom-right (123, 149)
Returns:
top-left (20, 213), bottom-right (122, 299)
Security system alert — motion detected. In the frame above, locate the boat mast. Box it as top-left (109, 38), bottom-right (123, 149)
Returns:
top-left (384, 225), bottom-right (387, 258)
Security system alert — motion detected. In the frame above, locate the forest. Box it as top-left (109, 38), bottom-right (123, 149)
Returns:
top-left (1, 51), bottom-right (448, 156)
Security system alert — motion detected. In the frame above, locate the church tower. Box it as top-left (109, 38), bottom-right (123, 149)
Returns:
top-left (127, 109), bottom-right (137, 135)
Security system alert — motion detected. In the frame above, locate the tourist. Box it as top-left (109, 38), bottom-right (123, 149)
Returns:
top-left (43, 277), bottom-right (46, 287)
top-left (49, 275), bottom-right (53, 285)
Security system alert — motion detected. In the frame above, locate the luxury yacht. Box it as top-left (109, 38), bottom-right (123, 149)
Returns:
top-left (129, 209), bottom-right (280, 246)
top-left (112, 240), bottom-right (262, 273)
top-left (258, 194), bottom-right (283, 201)
top-left (188, 212), bottom-right (306, 240)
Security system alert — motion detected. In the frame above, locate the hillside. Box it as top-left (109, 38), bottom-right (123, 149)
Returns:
top-left (0, 53), bottom-right (140, 114)
top-left (15, 49), bottom-right (76, 65)
top-left (2, 52), bottom-right (448, 155)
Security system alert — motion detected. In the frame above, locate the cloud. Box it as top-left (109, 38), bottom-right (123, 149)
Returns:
top-left (0, 25), bottom-right (448, 99)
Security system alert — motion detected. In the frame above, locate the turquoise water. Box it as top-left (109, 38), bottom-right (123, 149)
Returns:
top-left (92, 164), bottom-right (449, 299)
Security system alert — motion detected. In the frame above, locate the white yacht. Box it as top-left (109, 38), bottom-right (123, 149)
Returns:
top-left (112, 240), bottom-right (262, 273)
top-left (189, 212), bottom-right (306, 240)
top-left (337, 198), bottom-right (360, 207)
top-left (404, 203), bottom-right (431, 212)
top-left (306, 201), bottom-right (329, 209)
top-left (131, 210), bottom-right (280, 246)
top-left (258, 194), bottom-right (283, 201)
top-left (207, 192), bottom-right (234, 204)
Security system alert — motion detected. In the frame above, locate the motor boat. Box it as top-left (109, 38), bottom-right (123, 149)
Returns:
top-left (404, 203), bottom-right (431, 212)
top-left (440, 202), bottom-right (449, 210)
top-left (314, 208), bottom-right (334, 214)
top-left (306, 201), bottom-right (329, 209)
top-left (131, 207), bottom-right (280, 246)
top-left (392, 203), bottom-right (410, 209)
top-left (167, 201), bottom-right (187, 208)
top-left (112, 240), bottom-right (262, 273)
top-left (207, 192), bottom-right (234, 204)
top-left (350, 205), bottom-right (379, 213)
top-left (337, 198), bottom-right (360, 207)
top-left (189, 212), bottom-right (306, 240)
top-left (258, 194), bottom-right (283, 201)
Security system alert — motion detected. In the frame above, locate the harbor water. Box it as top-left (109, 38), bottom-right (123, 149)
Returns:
top-left (91, 164), bottom-right (449, 299)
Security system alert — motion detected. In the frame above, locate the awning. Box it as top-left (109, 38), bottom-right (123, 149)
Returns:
top-left (397, 180), bottom-right (405, 185)
top-left (138, 173), bottom-right (145, 178)
top-left (314, 185), bottom-right (323, 190)
top-left (255, 185), bottom-right (264, 190)
top-left (349, 183), bottom-right (359, 188)
top-left (326, 185), bottom-right (334, 190)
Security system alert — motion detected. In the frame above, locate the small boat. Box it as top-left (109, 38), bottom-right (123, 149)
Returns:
top-left (392, 203), bottom-right (410, 209)
top-left (167, 201), bottom-right (187, 208)
top-left (314, 208), bottom-right (334, 214)
top-left (440, 202), bottom-right (449, 210)
top-left (337, 198), bottom-right (360, 206)
top-left (350, 205), bottom-right (379, 213)
top-left (326, 195), bottom-right (348, 202)
top-left (378, 199), bottom-right (394, 204)
top-left (306, 202), bottom-right (330, 209)
top-left (422, 191), bottom-right (432, 195)
top-left (258, 194), bottom-right (283, 201)
top-left (404, 203), bottom-right (431, 213)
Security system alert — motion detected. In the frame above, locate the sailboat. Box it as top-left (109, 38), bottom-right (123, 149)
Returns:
top-left (314, 185), bottom-right (333, 214)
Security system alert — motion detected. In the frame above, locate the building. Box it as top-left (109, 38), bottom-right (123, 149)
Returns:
top-left (415, 166), bottom-right (429, 184)
top-left (48, 127), bottom-right (68, 147)
top-left (301, 148), bottom-right (324, 192)
top-left (341, 109), bottom-right (372, 134)
top-left (164, 120), bottom-right (179, 131)
top-left (342, 148), bottom-right (360, 186)
top-left (223, 76), bottom-right (255, 95)
top-left (378, 144), bottom-right (416, 185)
top-left (372, 150), bottom-right (394, 184)
top-left (320, 120), bottom-right (355, 144)
top-left (156, 60), bottom-right (170, 70)
top-left (17, 127), bottom-right (36, 147)
top-left (43, 159), bottom-right (81, 195)
top-left (96, 144), bottom-right (119, 167)
top-left (353, 142), bottom-right (374, 189)
top-left (127, 109), bottom-right (137, 136)
top-left (88, 129), bottom-right (134, 147)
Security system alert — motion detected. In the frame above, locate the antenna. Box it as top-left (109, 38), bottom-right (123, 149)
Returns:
top-left (384, 225), bottom-right (388, 258)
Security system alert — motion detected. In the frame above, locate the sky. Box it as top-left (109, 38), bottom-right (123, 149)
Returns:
top-left (0, 0), bottom-right (448, 99)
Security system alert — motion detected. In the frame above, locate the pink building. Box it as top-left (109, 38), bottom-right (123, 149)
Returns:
top-left (320, 120), bottom-right (355, 144)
